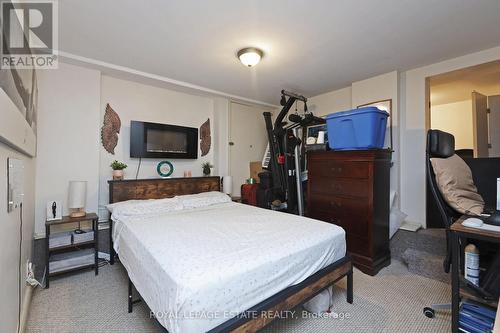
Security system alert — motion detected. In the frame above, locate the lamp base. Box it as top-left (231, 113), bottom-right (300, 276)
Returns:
top-left (69, 208), bottom-right (86, 218)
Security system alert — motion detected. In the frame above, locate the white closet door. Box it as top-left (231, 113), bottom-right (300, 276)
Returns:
top-left (229, 102), bottom-right (270, 196)
top-left (472, 91), bottom-right (489, 158)
top-left (488, 95), bottom-right (500, 157)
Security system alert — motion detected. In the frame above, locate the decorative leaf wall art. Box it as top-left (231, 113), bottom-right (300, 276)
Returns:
top-left (200, 118), bottom-right (211, 156)
top-left (101, 103), bottom-right (121, 154)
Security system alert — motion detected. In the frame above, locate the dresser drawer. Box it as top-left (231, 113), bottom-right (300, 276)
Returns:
top-left (307, 205), bottom-right (369, 238)
top-left (308, 209), bottom-right (347, 229)
top-left (308, 209), bottom-right (369, 256)
top-left (309, 160), bottom-right (369, 179)
top-left (346, 233), bottom-right (370, 257)
top-left (309, 177), bottom-right (369, 198)
top-left (308, 194), bottom-right (369, 219)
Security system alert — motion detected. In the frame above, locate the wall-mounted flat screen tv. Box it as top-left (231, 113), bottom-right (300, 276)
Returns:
top-left (130, 121), bottom-right (198, 159)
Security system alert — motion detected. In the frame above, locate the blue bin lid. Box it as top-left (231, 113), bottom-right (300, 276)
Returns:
top-left (326, 106), bottom-right (389, 119)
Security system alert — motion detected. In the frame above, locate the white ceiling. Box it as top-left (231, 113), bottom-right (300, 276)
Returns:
top-left (59, 0), bottom-right (500, 104)
top-left (430, 60), bottom-right (500, 105)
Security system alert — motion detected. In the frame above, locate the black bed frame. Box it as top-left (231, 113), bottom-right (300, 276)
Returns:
top-left (126, 256), bottom-right (353, 333)
top-left (108, 177), bottom-right (353, 332)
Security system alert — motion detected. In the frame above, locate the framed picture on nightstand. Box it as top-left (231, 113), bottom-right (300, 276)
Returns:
top-left (46, 200), bottom-right (62, 221)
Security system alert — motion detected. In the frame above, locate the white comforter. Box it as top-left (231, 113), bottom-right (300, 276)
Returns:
top-left (111, 193), bottom-right (346, 333)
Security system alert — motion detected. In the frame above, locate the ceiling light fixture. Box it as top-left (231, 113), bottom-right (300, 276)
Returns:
top-left (237, 47), bottom-right (264, 67)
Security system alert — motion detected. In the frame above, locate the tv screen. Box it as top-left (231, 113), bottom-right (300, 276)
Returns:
top-left (146, 128), bottom-right (188, 154)
top-left (130, 121), bottom-right (198, 159)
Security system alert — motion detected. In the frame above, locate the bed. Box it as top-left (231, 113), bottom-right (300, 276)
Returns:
top-left (108, 177), bottom-right (352, 333)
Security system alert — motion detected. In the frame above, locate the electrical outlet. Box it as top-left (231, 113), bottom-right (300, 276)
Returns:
top-left (26, 260), bottom-right (30, 279)
top-left (26, 260), bottom-right (36, 280)
top-left (26, 261), bottom-right (40, 287)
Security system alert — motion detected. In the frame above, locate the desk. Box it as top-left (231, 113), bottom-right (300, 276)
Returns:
top-left (450, 217), bottom-right (500, 333)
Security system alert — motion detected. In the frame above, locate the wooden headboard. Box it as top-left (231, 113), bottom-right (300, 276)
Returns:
top-left (108, 176), bottom-right (221, 203)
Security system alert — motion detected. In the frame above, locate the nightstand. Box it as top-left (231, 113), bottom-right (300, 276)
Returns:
top-left (45, 213), bottom-right (99, 288)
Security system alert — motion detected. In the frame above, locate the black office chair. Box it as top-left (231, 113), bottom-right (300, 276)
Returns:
top-left (423, 129), bottom-right (497, 318)
top-left (425, 130), bottom-right (461, 274)
top-left (423, 130), bottom-right (461, 318)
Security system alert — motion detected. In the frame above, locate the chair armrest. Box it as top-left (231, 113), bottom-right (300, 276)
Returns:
top-left (464, 157), bottom-right (500, 209)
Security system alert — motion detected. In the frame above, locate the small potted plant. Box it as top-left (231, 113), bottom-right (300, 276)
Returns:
top-left (110, 160), bottom-right (127, 180)
top-left (202, 162), bottom-right (213, 176)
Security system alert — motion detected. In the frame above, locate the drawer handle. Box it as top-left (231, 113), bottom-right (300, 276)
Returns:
top-left (330, 201), bottom-right (342, 208)
top-left (331, 167), bottom-right (343, 173)
top-left (331, 183), bottom-right (342, 191)
top-left (330, 218), bottom-right (341, 224)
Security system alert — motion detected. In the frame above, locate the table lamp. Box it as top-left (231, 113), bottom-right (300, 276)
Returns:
top-left (223, 176), bottom-right (232, 195)
top-left (68, 181), bottom-right (87, 218)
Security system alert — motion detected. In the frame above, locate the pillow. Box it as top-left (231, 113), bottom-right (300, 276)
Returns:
top-left (110, 197), bottom-right (183, 218)
top-left (175, 191), bottom-right (232, 209)
top-left (106, 199), bottom-right (152, 213)
top-left (430, 154), bottom-right (484, 215)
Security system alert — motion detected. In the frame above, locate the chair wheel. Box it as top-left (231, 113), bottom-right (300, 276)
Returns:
top-left (423, 307), bottom-right (435, 318)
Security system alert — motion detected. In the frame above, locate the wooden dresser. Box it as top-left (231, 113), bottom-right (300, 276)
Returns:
top-left (307, 150), bottom-right (391, 275)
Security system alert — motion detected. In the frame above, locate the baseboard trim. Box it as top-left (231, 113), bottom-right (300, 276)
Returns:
top-left (399, 220), bottom-right (422, 232)
top-left (19, 284), bottom-right (34, 333)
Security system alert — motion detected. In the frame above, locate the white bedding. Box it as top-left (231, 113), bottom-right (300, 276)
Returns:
top-left (111, 193), bottom-right (346, 333)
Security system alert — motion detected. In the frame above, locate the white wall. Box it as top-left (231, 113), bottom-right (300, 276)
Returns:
top-left (308, 87), bottom-right (352, 116)
top-left (352, 71), bottom-right (400, 206)
top-left (35, 64), bottom-right (233, 228)
top-left (402, 45), bottom-right (500, 227)
top-left (98, 75), bottom-right (215, 220)
top-left (0, 143), bottom-right (36, 333)
top-left (34, 63), bottom-right (101, 236)
top-left (213, 97), bottom-right (230, 177)
top-left (431, 100), bottom-right (473, 149)
top-left (308, 46), bottom-right (500, 228)
top-left (308, 72), bottom-right (400, 207)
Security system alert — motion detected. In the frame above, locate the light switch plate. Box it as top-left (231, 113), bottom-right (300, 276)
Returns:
top-left (7, 158), bottom-right (24, 213)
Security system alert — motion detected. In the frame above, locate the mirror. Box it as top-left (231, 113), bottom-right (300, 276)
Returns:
top-left (7, 158), bottom-right (24, 212)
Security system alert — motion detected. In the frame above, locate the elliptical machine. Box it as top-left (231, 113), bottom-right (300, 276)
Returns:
top-left (258, 90), bottom-right (325, 215)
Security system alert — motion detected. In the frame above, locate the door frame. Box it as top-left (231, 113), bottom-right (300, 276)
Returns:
top-left (228, 100), bottom-right (276, 194)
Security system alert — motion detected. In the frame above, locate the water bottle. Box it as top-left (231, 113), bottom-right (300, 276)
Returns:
top-left (464, 244), bottom-right (480, 286)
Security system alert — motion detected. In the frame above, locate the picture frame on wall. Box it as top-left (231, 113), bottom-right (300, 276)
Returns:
top-left (0, 16), bottom-right (38, 155)
top-left (357, 99), bottom-right (393, 150)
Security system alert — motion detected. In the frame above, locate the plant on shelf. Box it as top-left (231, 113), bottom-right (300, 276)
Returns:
top-left (110, 160), bottom-right (127, 180)
top-left (202, 162), bottom-right (213, 176)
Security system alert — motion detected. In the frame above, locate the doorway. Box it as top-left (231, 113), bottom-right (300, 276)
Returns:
top-left (427, 60), bottom-right (500, 158)
top-left (425, 59), bottom-right (500, 227)
top-left (229, 102), bottom-right (271, 196)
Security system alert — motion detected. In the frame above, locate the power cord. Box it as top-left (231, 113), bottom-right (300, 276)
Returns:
top-left (135, 157), bottom-right (142, 180)
top-left (17, 202), bottom-right (23, 333)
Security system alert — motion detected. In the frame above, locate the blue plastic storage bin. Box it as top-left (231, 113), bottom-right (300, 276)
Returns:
top-left (326, 107), bottom-right (389, 150)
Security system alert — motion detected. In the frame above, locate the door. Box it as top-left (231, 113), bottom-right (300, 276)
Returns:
top-left (472, 91), bottom-right (489, 158)
top-left (229, 102), bottom-right (270, 196)
top-left (488, 95), bottom-right (500, 157)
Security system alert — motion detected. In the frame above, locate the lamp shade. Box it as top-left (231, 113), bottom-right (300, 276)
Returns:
top-left (68, 181), bottom-right (87, 209)
top-left (222, 176), bottom-right (232, 195)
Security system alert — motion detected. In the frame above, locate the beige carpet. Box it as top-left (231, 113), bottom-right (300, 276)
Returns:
top-left (27, 260), bottom-right (450, 333)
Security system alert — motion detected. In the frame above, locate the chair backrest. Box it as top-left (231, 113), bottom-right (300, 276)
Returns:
top-left (426, 130), bottom-right (460, 228)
